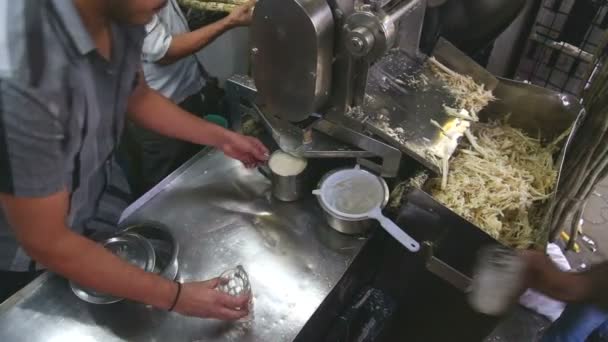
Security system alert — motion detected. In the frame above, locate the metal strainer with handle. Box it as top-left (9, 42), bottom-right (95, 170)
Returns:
top-left (313, 166), bottom-right (420, 252)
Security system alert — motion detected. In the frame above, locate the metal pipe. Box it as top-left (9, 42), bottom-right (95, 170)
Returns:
top-left (386, 0), bottom-right (425, 24)
top-left (366, 0), bottom-right (393, 10)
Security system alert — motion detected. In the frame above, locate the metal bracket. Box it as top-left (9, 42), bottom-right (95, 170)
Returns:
top-left (250, 102), bottom-right (304, 153)
top-left (313, 119), bottom-right (401, 177)
top-left (249, 103), bottom-right (376, 159)
top-left (225, 75), bottom-right (258, 132)
top-left (422, 241), bottom-right (472, 292)
top-left (392, 0), bottom-right (427, 57)
top-left (226, 75), bottom-right (401, 177)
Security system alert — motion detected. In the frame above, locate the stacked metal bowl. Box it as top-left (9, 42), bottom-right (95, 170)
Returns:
top-left (70, 223), bottom-right (179, 304)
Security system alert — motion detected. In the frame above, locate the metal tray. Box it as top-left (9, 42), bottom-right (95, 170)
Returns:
top-left (350, 49), bottom-right (460, 174)
top-left (395, 77), bottom-right (585, 291)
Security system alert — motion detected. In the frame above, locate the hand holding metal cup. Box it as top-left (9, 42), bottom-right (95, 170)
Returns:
top-left (469, 245), bottom-right (526, 316)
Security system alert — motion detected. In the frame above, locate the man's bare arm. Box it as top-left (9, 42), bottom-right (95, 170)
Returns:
top-left (128, 74), bottom-right (233, 146)
top-left (0, 191), bottom-right (176, 309)
top-left (582, 262), bottom-right (608, 308)
top-left (158, 19), bottom-right (230, 65)
top-left (0, 191), bottom-right (250, 319)
top-left (127, 75), bottom-right (268, 165)
top-left (523, 251), bottom-right (608, 308)
top-left (157, 2), bottom-right (254, 65)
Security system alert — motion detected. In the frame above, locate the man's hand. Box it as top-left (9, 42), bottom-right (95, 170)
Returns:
top-left (0, 191), bottom-right (181, 312)
top-left (220, 132), bottom-right (269, 168)
top-left (128, 77), bottom-right (269, 167)
top-left (226, 0), bottom-right (256, 28)
top-left (0, 191), bottom-right (255, 320)
top-left (520, 250), bottom-right (593, 303)
top-left (521, 250), bottom-right (559, 290)
top-left (175, 278), bottom-right (250, 320)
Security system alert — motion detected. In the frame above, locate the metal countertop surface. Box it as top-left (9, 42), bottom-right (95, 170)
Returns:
top-left (0, 150), bottom-right (366, 342)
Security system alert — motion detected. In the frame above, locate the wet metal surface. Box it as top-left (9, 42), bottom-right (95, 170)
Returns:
top-left (0, 150), bottom-right (366, 342)
top-left (348, 49), bottom-right (461, 174)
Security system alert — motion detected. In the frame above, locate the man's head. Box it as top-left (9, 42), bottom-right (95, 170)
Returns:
top-left (108, 0), bottom-right (168, 25)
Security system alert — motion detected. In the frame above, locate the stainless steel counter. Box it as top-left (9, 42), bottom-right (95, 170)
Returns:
top-left (0, 150), bottom-right (366, 342)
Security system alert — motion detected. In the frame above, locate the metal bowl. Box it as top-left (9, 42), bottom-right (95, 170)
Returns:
top-left (70, 233), bottom-right (156, 304)
top-left (120, 222), bottom-right (179, 281)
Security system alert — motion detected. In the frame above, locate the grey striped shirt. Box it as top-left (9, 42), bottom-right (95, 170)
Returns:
top-left (0, 0), bottom-right (145, 271)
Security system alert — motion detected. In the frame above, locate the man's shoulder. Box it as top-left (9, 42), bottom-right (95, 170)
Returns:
top-left (0, 0), bottom-right (71, 83)
top-left (0, 1), bottom-right (73, 120)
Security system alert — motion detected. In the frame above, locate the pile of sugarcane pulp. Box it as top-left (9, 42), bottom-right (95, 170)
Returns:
top-left (426, 58), bottom-right (564, 250)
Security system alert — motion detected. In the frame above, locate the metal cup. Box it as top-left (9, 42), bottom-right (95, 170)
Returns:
top-left (469, 245), bottom-right (525, 316)
top-left (259, 152), bottom-right (310, 202)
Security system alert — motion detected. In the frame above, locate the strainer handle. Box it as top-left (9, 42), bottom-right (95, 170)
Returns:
top-left (369, 208), bottom-right (420, 252)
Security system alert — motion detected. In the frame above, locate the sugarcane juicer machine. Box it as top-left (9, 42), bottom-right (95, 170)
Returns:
top-left (227, 0), bottom-right (482, 177)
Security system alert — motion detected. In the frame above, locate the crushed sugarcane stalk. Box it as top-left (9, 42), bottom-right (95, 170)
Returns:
top-left (546, 32), bottom-right (608, 248)
top-left (194, 0), bottom-right (247, 4)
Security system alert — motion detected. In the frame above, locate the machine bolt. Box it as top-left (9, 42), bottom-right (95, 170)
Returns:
top-left (303, 128), bottom-right (313, 145)
top-left (345, 26), bottom-right (375, 57)
top-left (350, 37), bottom-right (366, 53)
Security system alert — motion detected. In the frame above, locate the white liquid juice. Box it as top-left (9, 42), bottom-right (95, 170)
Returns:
top-left (268, 151), bottom-right (307, 176)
